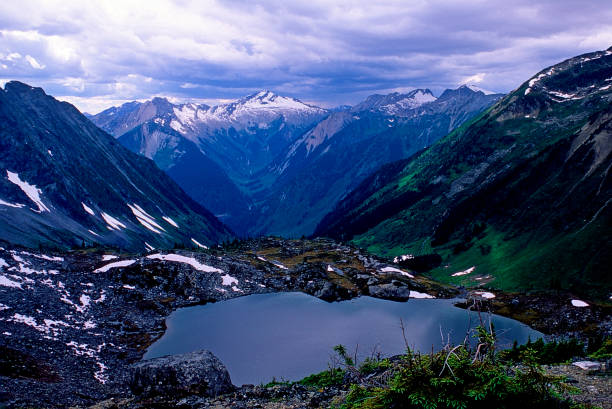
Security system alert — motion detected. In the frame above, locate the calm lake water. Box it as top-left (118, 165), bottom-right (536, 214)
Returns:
top-left (144, 292), bottom-right (542, 385)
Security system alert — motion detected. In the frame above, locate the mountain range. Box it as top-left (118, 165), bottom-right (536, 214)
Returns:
top-left (0, 81), bottom-right (232, 251)
top-left (316, 47), bottom-right (612, 299)
top-left (90, 86), bottom-right (502, 235)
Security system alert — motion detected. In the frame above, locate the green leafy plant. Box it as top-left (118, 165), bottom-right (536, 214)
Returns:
top-left (335, 325), bottom-right (580, 409)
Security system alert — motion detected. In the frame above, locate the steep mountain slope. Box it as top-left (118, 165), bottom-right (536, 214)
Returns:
top-left (87, 97), bottom-right (177, 137)
top-left (254, 86), bottom-right (502, 236)
top-left (90, 91), bottom-right (327, 233)
top-left (0, 81), bottom-right (232, 250)
top-left (316, 48), bottom-right (612, 299)
top-left (117, 121), bottom-right (253, 230)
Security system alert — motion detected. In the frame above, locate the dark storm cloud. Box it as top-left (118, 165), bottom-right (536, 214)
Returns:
top-left (0, 0), bottom-right (610, 112)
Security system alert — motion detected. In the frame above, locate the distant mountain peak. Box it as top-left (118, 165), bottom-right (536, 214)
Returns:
top-left (353, 88), bottom-right (437, 114)
top-left (237, 90), bottom-right (323, 112)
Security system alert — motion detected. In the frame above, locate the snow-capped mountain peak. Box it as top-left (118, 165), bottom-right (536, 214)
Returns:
top-left (237, 90), bottom-right (323, 112)
top-left (392, 89), bottom-right (437, 110)
top-left (352, 88), bottom-right (437, 115)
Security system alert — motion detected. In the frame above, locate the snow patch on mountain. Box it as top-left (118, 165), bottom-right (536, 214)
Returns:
top-left (0, 275), bottom-right (22, 288)
top-left (0, 199), bottom-right (25, 208)
top-left (162, 216), bottom-right (179, 228)
top-left (94, 259), bottom-right (136, 273)
top-left (146, 253), bottom-right (222, 273)
top-left (82, 202), bottom-right (95, 216)
top-left (100, 212), bottom-right (126, 231)
top-left (6, 171), bottom-right (50, 212)
top-left (127, 203), bottom-right (165, 234)
top-left (191, 238), bottom-right (207, 249)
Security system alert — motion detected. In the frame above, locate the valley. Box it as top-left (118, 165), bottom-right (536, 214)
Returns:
top-left (89, 87), bottom-right (502, 236)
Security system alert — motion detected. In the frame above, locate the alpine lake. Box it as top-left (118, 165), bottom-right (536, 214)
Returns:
top-left (144, 292), bottom-right (542, 385)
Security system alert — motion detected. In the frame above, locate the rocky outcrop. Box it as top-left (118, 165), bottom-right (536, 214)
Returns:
top-left (368, 282), bottom-right (411, 301)
top-left (130, 350), bottom-right (234, 398)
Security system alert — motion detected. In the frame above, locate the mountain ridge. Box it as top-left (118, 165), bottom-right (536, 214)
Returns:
top-left (0, 81), bottom-right (232, 251)
top-left (315, 47), bottom-right (612, 299)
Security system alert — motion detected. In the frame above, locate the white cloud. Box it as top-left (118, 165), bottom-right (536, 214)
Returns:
top-left (0, 0), bottom-right (609, 111)
top-left (25, 55), bottom-right (45, 69)
top-left (461, 73), bottom-right (486, 84)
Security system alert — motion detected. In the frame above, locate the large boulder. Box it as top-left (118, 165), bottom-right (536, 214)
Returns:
top-left (368, 282), bottom-right (411, 301)
top-left (130, 350), bottom-right (234, 398)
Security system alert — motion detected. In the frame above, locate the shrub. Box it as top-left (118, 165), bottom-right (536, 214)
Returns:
top-left (500, 338), bottom-right (585, 364)
top-left (335, 327), bottom-right (579, 409)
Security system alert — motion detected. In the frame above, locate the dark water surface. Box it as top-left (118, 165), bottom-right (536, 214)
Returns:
top-left (144, 292), bottom-right (542, 385)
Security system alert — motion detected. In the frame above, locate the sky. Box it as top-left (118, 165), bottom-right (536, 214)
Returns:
top-left (0, 0), bottom-right (611, 113)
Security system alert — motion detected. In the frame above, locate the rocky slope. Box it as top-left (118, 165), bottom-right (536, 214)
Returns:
top-left (0, 81), bottom-right (232, 251)
top-left (316, 47), bottom-right (612, 300)
top-left (0, 237), bottom-right (454, 408)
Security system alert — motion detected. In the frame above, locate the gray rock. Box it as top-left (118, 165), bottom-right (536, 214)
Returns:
top-left (315, 281), bottom-right (338, 301)
top-left (130, 350), bottom-right (234, 397)
top-left (368, 283), bottom-right (410, 301)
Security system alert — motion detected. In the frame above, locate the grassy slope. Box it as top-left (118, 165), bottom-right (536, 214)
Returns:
top-left (318, 50), bottom-right (612, 299)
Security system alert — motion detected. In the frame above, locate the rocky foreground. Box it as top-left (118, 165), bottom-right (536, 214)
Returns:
top-left (0, 237), bottom-right (610, 408)
top-left (0, 237), bottom-right (454, 407)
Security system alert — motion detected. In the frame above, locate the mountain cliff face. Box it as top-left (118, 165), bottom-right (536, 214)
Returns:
top-left (253, 86), bottom-right (502, 237)
top-left (0, 81), bottom-right (232, 251)
top-left (316, 48), bottom-right (612, 299)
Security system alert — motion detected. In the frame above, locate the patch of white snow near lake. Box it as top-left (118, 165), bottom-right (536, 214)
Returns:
top-left (0, 275), bottom-right (22, 288)
top-left (571, 299), bottom-right (589, 307)
top-left (409, 290), bottom-right (435, 299)
top-left (452, 266), bottom-right (476, 277)
top-left (271, 261), bottom-right (288, 270)
top-left (146, 253), bottom-right (222, 273)
top-left (191, 238), bottom-right (208, 249)
top-left (381, 266), bottom-right (414, 278)
top-left (18, 251), bottom-right (63, 262)
top-left (572, 361), bottom-right (600, 371)
top-left (221, 274), bottom-right (239, 286)
top-left (75, 294), bottom-right (91, 314)
top-left (94, 259), bottom-right (136, 273)
top-left (6, 171), bottom-right (49, 212)
top-left (101, 255), bottom-right (118, 261)
top-left (163, 216), bottom-right (179, 228)
top-left (474, 291), bottom-right (496, 299)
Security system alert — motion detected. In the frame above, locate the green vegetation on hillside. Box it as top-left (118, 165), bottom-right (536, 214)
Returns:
top-left (316, 49), bottom-right (612, 300)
